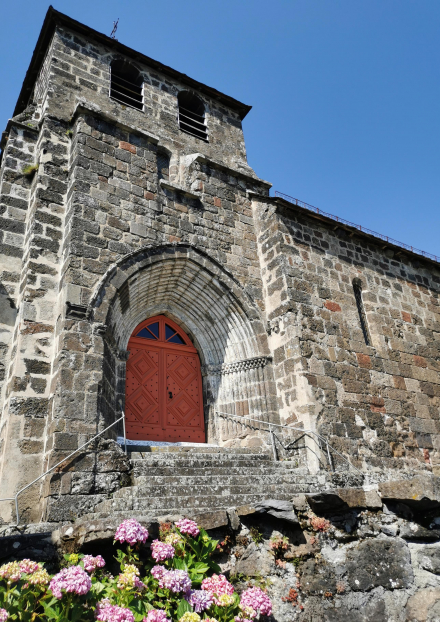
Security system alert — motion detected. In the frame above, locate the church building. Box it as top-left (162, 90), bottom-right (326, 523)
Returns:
top-left (1, 7), bottom-right (440, 525)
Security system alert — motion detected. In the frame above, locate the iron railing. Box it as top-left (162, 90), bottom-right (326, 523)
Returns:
top-left (0, 413), bottom-right (127, 527)
top-left (216, 411), bottom-right (362, 474)
top-left (275, 191), bottom-right (439, 264)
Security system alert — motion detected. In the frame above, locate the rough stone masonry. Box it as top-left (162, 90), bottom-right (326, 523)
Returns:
top-left (1, 7), bottom-right (440, 621)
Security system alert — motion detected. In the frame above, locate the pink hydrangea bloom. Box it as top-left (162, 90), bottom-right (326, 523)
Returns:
top-left (175, 519), bottom-right (200, 537)
top-left (114, 519), bottom-right (149, 545)
top-left (240, 587), bottom-right (272, 617)
top-left (151, 539), bottom-right (175, 562)
top-left (18, 560), bottom-right (40, 575)
top-left (83, 555), bottom-right (106, 573)
top-left (143, 610), bottom-right (171, 622)
top-left (151, 565), bottom-right (166, 581)
top-left (201, 574), bottom-right (234, 605)
top-left (95, 599), bottom-right (135, 622)
top-left (0, 609), bottom-right (8, 622)
top-left (152, 567), bottom-right (191, 593)
top-left (49, 566), bottom-right (92, 599)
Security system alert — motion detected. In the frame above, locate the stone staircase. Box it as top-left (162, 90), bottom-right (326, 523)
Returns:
top-left (87, 446), bottom-right (322, 521)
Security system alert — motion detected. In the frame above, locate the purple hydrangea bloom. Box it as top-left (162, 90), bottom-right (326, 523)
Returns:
top-left (114, 519), bottom-right (149, 545)
top-left (0, 609), bottom-right (8, 622)
top-left (49, 566), bottom-right (91, 599)
top-left (152, 567), bottom-right (191, 594)
top-left (185, 589), bottom-right (214, 612)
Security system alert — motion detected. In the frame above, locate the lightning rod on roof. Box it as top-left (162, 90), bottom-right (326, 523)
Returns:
top-left (110, 18), bottom-right (119, 40)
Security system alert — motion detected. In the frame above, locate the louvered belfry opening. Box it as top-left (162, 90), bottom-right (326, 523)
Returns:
top-left (353, 279), bottom-right (371, 346)
top-left (110, 60), bottom-right (143, 110)
top-left (178, 91), bottom-right (208, 141)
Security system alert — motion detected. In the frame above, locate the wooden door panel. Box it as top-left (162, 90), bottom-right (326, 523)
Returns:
top-left (125, 316), bottom-right (205, 443)
top-left (126, 348), bottom-right (161, 438)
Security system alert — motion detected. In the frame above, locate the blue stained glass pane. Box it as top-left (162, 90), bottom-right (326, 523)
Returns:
top-left (168, 333), bottom-right (185, 344)
top-left (165, 324), bottom-right (185, 344)
top-left (137, 322), bottom-right (159, 340)
top-left (136, 328), bottom-right (156, 340)
top-left (147, 322), bottom-right (159, 338)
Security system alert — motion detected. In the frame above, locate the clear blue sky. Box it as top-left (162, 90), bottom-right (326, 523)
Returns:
top-left (1, 1), bottom-right (439, 256)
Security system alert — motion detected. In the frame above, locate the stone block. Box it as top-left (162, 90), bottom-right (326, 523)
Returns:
top-left (379, 474), bottom-right (440, 509)
top-left (345, 538), bottom-right (413, 591)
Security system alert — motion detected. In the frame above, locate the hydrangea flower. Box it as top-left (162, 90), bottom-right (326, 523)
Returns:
top-left (175, 519), bottom-right (200, 538)
top-left (151, 565), bottom-right (166, 582)
top-left (0, 609), bottom-right (8, 622)
top-left (18, 560), bottom-right (40, 575)
top-left (164, 533), bottom-right (183, 546)
top-left (201, 574), bottom-right (235, 605)
top-left (24, 568), bottom-right (51, 587)
top-left (178, 614), bottom-right (200, 622)
top-left (217, 594), bottom-right (235, 607)
top-left (95, 599), bottom-right (135, 622)
top-left (185, 589), bottom-right (214, 612)
top-left (83, 555), bottom-right (105, 573)
top-left (117, 564), bottom-right (145, 591)
top-left (240, 587), bottom-right (272, 617)
top-left (114, 519), bottom-right (149, 545)
top-left (143, 610), bottom-right (171, 622)
top-left (235, 605), bottom-right (257, 621)
top-left (151, 540), bottom-right (175, 562)
top-left (0, 562), bottom-right (23, 582)
top-left (152, 567), bottom-right (191, 593)
top-left (49, 566), bottom-right (92, 599)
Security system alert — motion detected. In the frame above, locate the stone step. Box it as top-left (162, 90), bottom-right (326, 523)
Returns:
top-left (127, 446), bottom-right (271, 457)
top-left (123, 473), bottom-right (307, 490)
top-left (129, 453), bottom-right (273, 465)
top-left (81, 508), bottom-right (233, 522)
top-left (126, 472), bottom-right (314, 493)
top-left (94, 491), bottom-right (296, 513)
top-left (131, 462), bottom-right (302, 478)
top-left (113, 481), bottom-right (308, 499)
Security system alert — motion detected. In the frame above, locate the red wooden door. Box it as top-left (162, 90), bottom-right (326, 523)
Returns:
top-left (125, 316), bottom-right (205, 442)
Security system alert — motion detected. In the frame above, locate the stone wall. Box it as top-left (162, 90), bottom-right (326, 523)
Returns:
top-left (3, 480), bottom-right (440, 622)
top-left (253, 196), bottom-right (440, 477)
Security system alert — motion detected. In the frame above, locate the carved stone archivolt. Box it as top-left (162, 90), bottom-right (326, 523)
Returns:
top-left (202, 355), bottom-right (272, 376)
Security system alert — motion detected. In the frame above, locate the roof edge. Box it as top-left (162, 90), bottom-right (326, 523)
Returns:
top-left (251, 193), bottom-right (440, 272)
top-left (13, 6), bottom-right (252, 120)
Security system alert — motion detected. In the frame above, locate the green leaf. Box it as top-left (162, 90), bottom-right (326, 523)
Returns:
top-left (41, 603), bottom-right (59, 620)
top-left (193, 562), bottom-right (209, 572)
top-left (176, 598), bottom-right (192, 617)
top-left (208, 560), bottom-right (222, 573)
top-left (173, 558), bottom-right (188, 571)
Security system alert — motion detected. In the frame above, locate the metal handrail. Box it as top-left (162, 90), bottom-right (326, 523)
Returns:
top-left (216, 410), bottom-right (362, 474)
top-left (0, 413), bottom-right (127, 527)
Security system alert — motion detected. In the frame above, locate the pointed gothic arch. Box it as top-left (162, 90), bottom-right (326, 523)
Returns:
top-left (89, 244), bottom-right (279, 446)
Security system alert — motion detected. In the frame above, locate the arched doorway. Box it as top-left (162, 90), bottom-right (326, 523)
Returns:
top-left (125, 315), bottom-right (205, 442)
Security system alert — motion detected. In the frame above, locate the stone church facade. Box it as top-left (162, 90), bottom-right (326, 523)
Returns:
top-left (1, 6), bottom-right (440, 530)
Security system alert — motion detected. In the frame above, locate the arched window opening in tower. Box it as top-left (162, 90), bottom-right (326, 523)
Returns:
top-left (157, 152), bottom-right (170, 181)
top-left (178, 91), bottom-right (208, 141)
top-left (110, 60), bottom-right (143, 110)
top-left (353, 279), bottom-right (371, 346)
